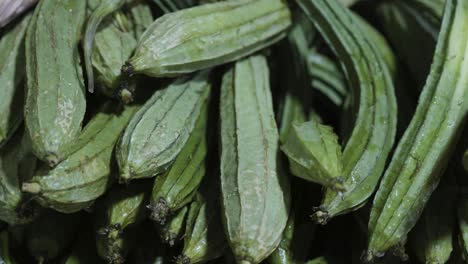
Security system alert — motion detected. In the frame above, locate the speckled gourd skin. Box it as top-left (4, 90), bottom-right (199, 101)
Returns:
top-left (367, 0), bottom-right (468, 258)
top-left (219, 55), bottom-right (290, 264)
top-left (297, 0), bottom-right (397, 222)
top-left (116, 70), bottom-right (211, 182)
top-left (24, 0), bottom-right (87, 166)
top-left (23, 104), bottom-right (139, 213)
top-left (126, 0), bottom-right (291, 77)
top-left (0, 13), bottom-right (31, 148)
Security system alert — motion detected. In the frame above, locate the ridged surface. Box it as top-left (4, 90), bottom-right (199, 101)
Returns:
top-left (24, 0), bottom-right (87, 165)
top-left (0, 14), bottom-right (31, 147)
top-left (367, 0), bottom-right (468, 257)
top-left (95, 182), bottom-right (150, 264)
top-left (149, 102), bottom-right (208, 224)
top-left (127, 0), bottom-right (291, 77)
top-left (220, 55), bottom-right (290, 264)
top-left (160, 206), bottom-right (188, 246)
top-left (117, 70), bottom-right (211, 181)
top-left (297, 0), bottom-right (397, 221)
top-left (179, 191), bottom-right (226, 264)
top-left (24, 104), bottom-right (139, 213)
top-left (92, 14), bottom-right (137, 96)
top-left (0, 132), bottom-right (36, 225)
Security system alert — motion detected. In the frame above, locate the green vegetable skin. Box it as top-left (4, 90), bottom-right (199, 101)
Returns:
top-left (149, 101), bottom-right (209, 224)
top-left (159, 206), bottom-right (188, 246)
top-left (0, 131), bottom-right (37, 225)
top-left (83, 0), bottom-right (126, 93)
top-left (177, 179), bottom-right (227, 264)
top-left (0, 13), bottom-right (30, 147)
top-left (220, 55), bottom-right (290, 264)
top-left (96, 182), bottom-right (150, 264)
top-left (24, 0), bottom-right (87, 167)
top-left (22, 104), bottom-right (139, 213)
top-left (282, 119), bottom-right (344, 192)
top-left (410, 177), bottom-right (455, 264)
top-left (153, 0), bottom-right (197, 13)
top-left (367, 0), bottom-right (468, 259)
top-left (129, 1), bottom-right (153, 39)
top-left (297, 0), bottom-right (397, 222)
top-left (123, 0), bottom-right (291, 78)
top-left (117, 70), bottom-right (211, 182)
top-left (91, 12), bottom-right (137, 97)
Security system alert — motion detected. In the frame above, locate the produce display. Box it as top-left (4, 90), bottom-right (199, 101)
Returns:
top-left (0, 0), bottom-right (467, 263)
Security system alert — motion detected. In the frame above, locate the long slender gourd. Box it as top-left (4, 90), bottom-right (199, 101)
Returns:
top-left (0, 13), bottom-right (30, 147)
top-left (297, 0), bottom-right (397, 222)
top-left (367, 0), bottom-right (468, 259)
top-left (24, 0), bottom-right (87, 166)
top-left (123, 0), bottom-right (291, 78)
top-left (220, 55), bottom-right (290, 264)
top-left (22, 104), bottom-right (139, 213)
top-left (116, 70), bottom-right (211, 182)
top-left (148, 102), bottom-right (209, 224)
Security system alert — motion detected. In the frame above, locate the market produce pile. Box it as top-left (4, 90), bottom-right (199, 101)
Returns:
top-left (0, 0), bottom-right (467, 263)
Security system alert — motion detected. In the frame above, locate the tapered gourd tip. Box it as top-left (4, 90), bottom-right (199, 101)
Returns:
top-left (119, 88), bottom-right (134, 105)
top-left (174, 254), bottom-right (191, 264)
top-left (148, 198), bottom-right (170, 225)
top-left (45, 153), bottom-right (59, 167)
top-left (161, 230), bottom-right (176, 247)
top-left (311, 208), bottom-right (329, 225)
top-left (121, 61), bottom-right (134, 77)
top-left (22, 182), bottom-right (41, 194)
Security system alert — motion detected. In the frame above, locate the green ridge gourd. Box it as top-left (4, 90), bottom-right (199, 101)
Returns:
top-left (24, 0), bottom-right (87, 166)
top-left (367, 0), bottom-right (468, 259)
top-left (296, 0), bottom-right (397, 222)
top-left (0, 13), bottom-right (31, 147)
top-left (220, 55), bottom-right (290, 264)
top-left (116, 70), bottom-right (211, 182)
top-left (122, 0), bottom-right (291, 79)
top-left (148, 102), bottom-right (209, 224)
top-left (22, 104), bottom-right (139, 213)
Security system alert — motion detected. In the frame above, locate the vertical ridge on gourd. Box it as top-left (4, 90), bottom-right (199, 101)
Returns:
top-left (116, 70), bottom-right (211, 182)
top-left (176, 191), bottom-right (227, 264)
top-left (0, 13), bottom-right (31, 148)
top-left (24, 0), bottom-right (87, 167)
top-left (22, 103), bottom-right (140, 213)
top-left (148, 102), bottom-right (209, 224)
top-left (0, 130), bottom-right (38, 225)
top-left (83, 0), bottom-right (127, 93)
top-left (220, 55), bottom-right (290, 264)
top-left (367, 0), bottom-right (468, 259)
top-left (90, 8), bottom-right (137, 98)
top-left (95, 182), bottom-right (150, 264)
top-left (129, 1), bottom-right (154, 39)
top-left (297, 0), bottom-right (397, 222)
top-left (409, 173), bottom-right (456, 264)
top-left (159, 206), bottom-right (188, 246)
top-left (153, 0), bottom-right (197, 13)
top-left (123, 0), bottom-right (291, 78)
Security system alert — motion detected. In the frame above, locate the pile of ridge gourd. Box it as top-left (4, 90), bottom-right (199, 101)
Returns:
top-left (0, 0), bottom-right (467, 263)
